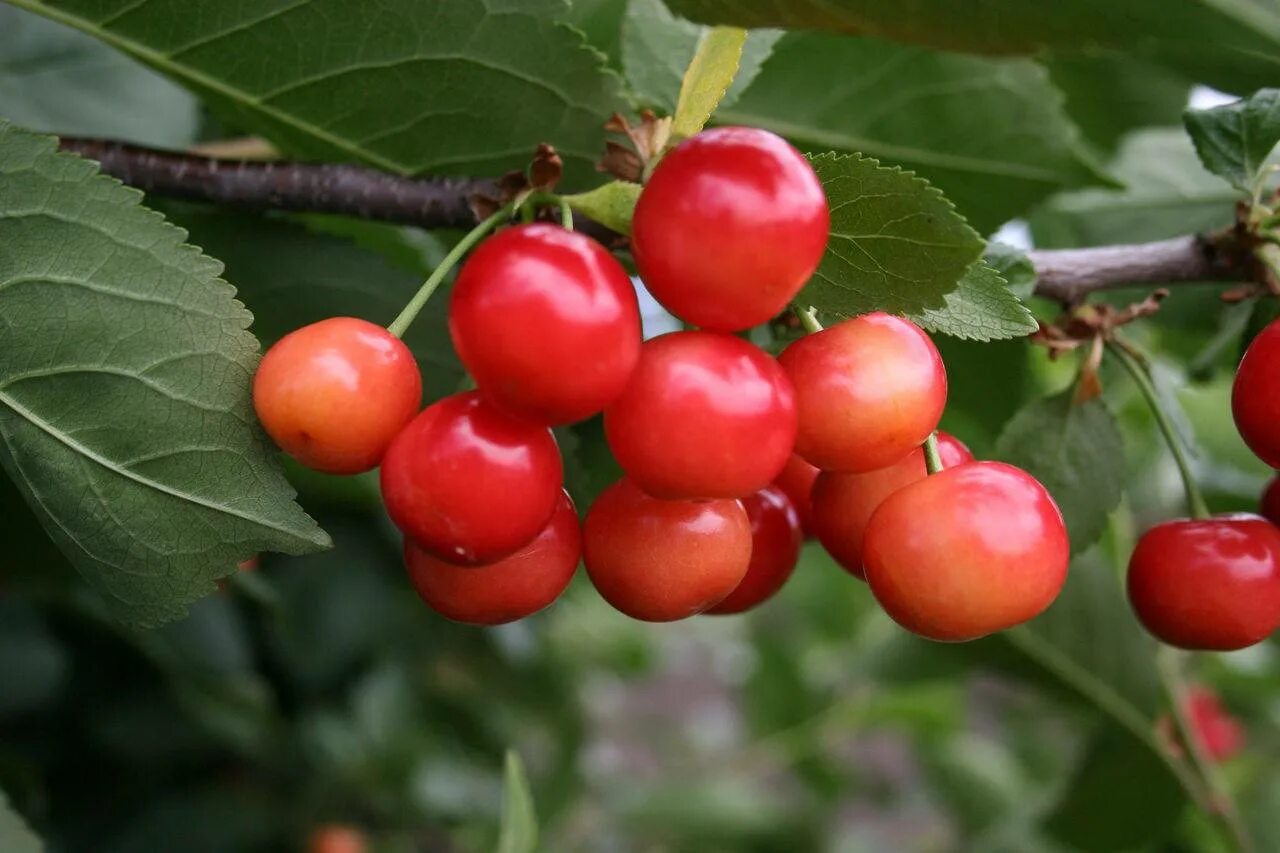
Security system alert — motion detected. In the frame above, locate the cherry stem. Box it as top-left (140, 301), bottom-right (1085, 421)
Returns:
top-left (923, 432), bottom-right (944, 475)
top-left (556, 195), bottom-right (574, 232)
top-left (797, 305), bottom-right (823, 334)
top-left (1157, 647), bottom-right (1255, 853)
top-left (1106, 341), bottom-right (1210, 520)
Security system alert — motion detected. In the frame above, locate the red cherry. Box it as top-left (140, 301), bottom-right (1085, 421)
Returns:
top-left (306, 825), bottom-right (368, 853)
top-left (449, 224), bottom-right (642, 425)
top-left (583, 478), bottom-right (751, 621)
top-left (380, 392), bottom-right (562, 564)
top-left (773, 454), bottom-right (820, 535)
top-left (1233, 318), bottom-right (1280, 468)
top-left (1262, 475), bottom-right (1280, 527)
top-left (253, 317), bottom-right (421, 474)
top-left (1186, 686), bottom-right (1245, 762)
top-left (1127, 514), bottom-right (1280, 651)
top-left (862, 461), bottom-right (1069, 642)
top-left (706, 486), bottom-right (804, 615)
top-left (812, 432), bottom-right (972, 579)
top-left (604, 331), bottom-right (797, 499)
top-left (405, 491), bottom-right (580, 625)
top-left (631, 127), bottom-right (829, 331)
top-left (780, 313), bottom-right (946, 472)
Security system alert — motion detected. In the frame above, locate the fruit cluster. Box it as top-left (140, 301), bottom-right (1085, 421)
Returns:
top-left (252, 126), bottom-right (1070, 641)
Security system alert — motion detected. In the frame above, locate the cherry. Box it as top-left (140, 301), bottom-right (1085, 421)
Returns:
top-left (862, 461), bottom-right (1069, 642)
top-left (380, 391), bottom-right (562, 564)
top-left (306, 825), bottom-right (368, 853)
top-left (583, 478), bottom-right (751, 621)
top-left (604, 331), bottom-right (797, 499)
top-left (631, 127), bottom-right (829, 332)
top-left (1262, 475), bottom-right (1280, 527)
top-left (706, 485), bottom-right (804, 615)
top-left (253, 317), bottom-right (421, 474)
top-left (1127, 514), bottom-right (1280, 651)
top-left (1185, 687), bottom-right (1244, 762)
top-left (779, 313), bottom-right (946, 472)
top-left (405, 490), bottom-right (579, 625)
top-left (449, 224), bottom-right (642, 425)
top-left (1233, 317), bottom-right (1280, 468)
top-left (812, 431), bottom-right (972, 579)
top-left (773, 454), bottom-right (820, 535)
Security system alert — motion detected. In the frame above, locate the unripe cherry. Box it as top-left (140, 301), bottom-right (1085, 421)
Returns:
top-left (706, 485), bottom-right (804, 615)
top-left (253, 317), bottom-right (420, 474)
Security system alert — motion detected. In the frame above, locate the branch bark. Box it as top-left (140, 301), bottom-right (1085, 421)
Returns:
top-left (58, 137), bottom-right (1255, 299)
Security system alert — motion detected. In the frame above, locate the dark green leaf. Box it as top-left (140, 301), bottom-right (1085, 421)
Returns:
top-left (1048, 53), bottom-right (1191, 154)
top-left (1044, 725), bottom-right (1186, 851)
top-left (559, 0), bottom-right (627, 66)
top-left (1184, 88), bottom-right (1280, 192)
top-left (995, 391), bottom-right (1125, 554)
top-left (0, 122), bottom-right (328, 627)
top-left (909, 260), bottom-right (1037, 342)
top-left (1030, 129), bottom-right (1237, 249)
top-left (0, 792), bottom-right (42, 853)
top-left (723, 33), bottom-right (1107, 232)
top-left (0, 4), bottom-right (199, 146)
top-left (10, 0), bottom-right (627, 186)
top-left (801, 152), bottom-right (984, 318)
top-left (0, 599), bottom-right (67, 717)
top-left (497, 750), bottom-right (538, 853)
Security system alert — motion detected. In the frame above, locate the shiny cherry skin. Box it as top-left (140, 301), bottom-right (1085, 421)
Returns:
top-left (631, 127), bottom-right (829, 331)
top-left (780, 313), bottom-right (946, 472)
top-left (1233, 318), bottom-right (1280, 468)
top-left (604, 331), bottom-right (797, 499)
top-left (812, 432), bottom-right (972, 580)
top-left (863, 461), bottom-right (1069, 642)
top-left (253, 317), bottom-right (421, 474)
top-left (706, 486), bottom-right (804, 615)
top-left (380, 391), bottom-right (562, 564)
top-left (773, 454), bottom-right (820, 535)
top-left (449, 224), bottom-right (642, 425)
top-left (583, 478), bottom-right (751, 621)
top-left (405, 491), bottom-right (580, 625)
top-left (1261, 475), bottom-right (1280, 527)
top-left (1127, 514), bottom-right (1280, 651)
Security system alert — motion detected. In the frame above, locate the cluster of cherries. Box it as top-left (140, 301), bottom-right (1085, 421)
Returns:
top-left (1127, 316), bottom-right (1280, 652)
top-left (252, 125), bottom-right (1073, 642)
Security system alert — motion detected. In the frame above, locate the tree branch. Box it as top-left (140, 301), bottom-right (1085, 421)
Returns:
top-left (58, 137), bottom-right (1255, 300)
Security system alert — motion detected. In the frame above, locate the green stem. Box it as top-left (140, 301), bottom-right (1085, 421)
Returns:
top-left (797, 306), bottom-right (823, 334)
top-left (1107, 341), bottom-right (1210, 520)
top-left (1157, 648), bottom-right (1255, 853)
top-left (923, 432), bottom-right (944, 475)
top-left (386, 202), bottom-right (514, 338)
top-left (557, 195), bottom-right (574, 232)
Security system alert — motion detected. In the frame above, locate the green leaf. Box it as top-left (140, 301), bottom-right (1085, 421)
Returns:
top-left (0, 792), bottom-right (42, 853)
top-left (670, 25), bottom-right (747, 141)
top-left (0, 4), bottom-right (199, 146)
top-left (800, 152), bottom-right (983, 318)
top-left (995, 391), bottom-right (1125, 554)
top-left (1184, 88), bottom-right (1280, 193)
top-left (660, 0), bottom-right (1280, 94)
top-left (1048, 53), bottom-right (1192, 155)
top-left (721, 33), bottom-right (1107, 232)
top-left (0, 599), bottom-right (67, 717)
top-left (983, 242), bottom-right (1037, 300)
top-left (0, 121), bottom-right (328, 627)
top-left (9, 0), bottom-right (627, 187)
top-left (909, 260), bottom-right (1037, 342)
top-left (497, 750), bottom-right (538, 853)
top-left (622, 0), bottom-right (780, 115)
top-left (562, 181), bottom-right (642, 235)
top-left (1030, 129), bottom-right (1237, 249)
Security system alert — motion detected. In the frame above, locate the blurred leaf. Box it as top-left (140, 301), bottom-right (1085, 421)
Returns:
top-left (659, 0), bottom-right (1280, 93)
top-left (0, 791), bottom-right (42, 853)
top-left (984, 242), bottom-right (1037, 300)
top-left (1044, 725), bottom-right (1186, 851)
top-left (1031, 128), bottom-right (1236, 248)
top-left (621, 779), bottom-right (806, 846)
top-left (10, 0), bottom-right (626, 186)
top-left (801, 153), bottom-right (983, 317)
top-left (1244, 296), bottom-right (1280, 352)
top-left (670, 26), bottom-right (747, 141)
top-left (0, 5), bottom-right (199, 146)
top-left (995, 391), bottom-right (1126, 553)
top-left (1047, 53), bottom-right (1191, 154)
top-left (1184, 88), bottom-right (1280, 193)
top-left (910, 259), bottom-right (1037, 342)
top-left (0, 600), bottom-right (67, 717)
top-left (563, 181), bottom-right (642, 236)
top-left (723, 33), bottom-right (1107, 232)
top-left (0, 122), bottom-right (328, 627)
top-left (496, 751), bottom-right (538, 853)
top-left (621, 0), bottom-right (779, 114)
top-left (936, 337), bottom-right (1033, 455)
top-left (101, 787), bottom-right (280, 853)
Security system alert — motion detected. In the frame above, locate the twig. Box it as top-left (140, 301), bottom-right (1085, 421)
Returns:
top-left (1028, 235), bottom-right (1243, 303)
